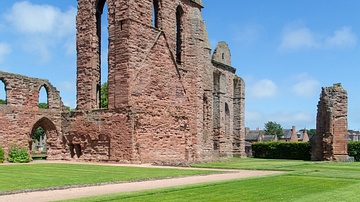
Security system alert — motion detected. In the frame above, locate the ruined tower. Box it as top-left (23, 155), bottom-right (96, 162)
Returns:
top-left (0, 0), bottom-right (245, 163)
top-left (312, 83), bottom-right (349, 161)
top-left (69, 0), bottom-right (246, 163)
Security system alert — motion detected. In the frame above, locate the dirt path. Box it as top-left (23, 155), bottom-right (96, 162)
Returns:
top-left (0, 161), bottom-right (282, 202)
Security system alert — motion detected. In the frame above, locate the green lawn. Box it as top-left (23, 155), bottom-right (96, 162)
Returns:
top-left (0, 163), bottom-right (218, 192)
top-left (66, 158), bottom-right (360, 202)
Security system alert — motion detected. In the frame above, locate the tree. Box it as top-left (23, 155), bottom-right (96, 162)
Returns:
top-left (100, 82), bottom-right (108, 108)
top-left (32, 127), bottom-right (45, 142)
top-left (300, 128), bottom-right (316, 137)
top-left (38, 102), bottom-right (48, 109)
top-left (0, 99), bottom-right (5, 105)
top-left (264, 121), bottom-right (284, 138)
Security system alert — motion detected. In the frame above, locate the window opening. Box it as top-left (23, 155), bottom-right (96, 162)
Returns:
top-left (38, 86), bottom-right (49, 109)
top-left (0, 80), bottom-right (5, 105)
top-left (152, 0), bottom-right (159, 28)
top-left (96, 1), bottom-right (109, 109)
top-left (176, 6), bottom-right (183, 64)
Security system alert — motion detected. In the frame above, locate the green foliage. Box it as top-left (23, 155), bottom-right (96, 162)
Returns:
top-left (348, 141), bottom-right (360, 161)
top-left (38, 102), bottom-right (48, 109)
top-left (8, 145), bottom-right (30, 163)
top-left (32, 127), bottom-right (45, 142)
top-left (300, 128), bottom-right (316, 137)
top-left (252, 142), bottom-right (311, 160)
top-left (0, 99), bottom-right (5, 104)
top-left (264, 121), bottom-right (284, 138)
top-left (100, 82), bottom-right (108, 108)
top-left (0, 146), bottom-right (4, 163)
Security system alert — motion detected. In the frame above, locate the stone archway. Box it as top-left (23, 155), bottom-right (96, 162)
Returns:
top-left (30, 117), bottom-right (60, 160)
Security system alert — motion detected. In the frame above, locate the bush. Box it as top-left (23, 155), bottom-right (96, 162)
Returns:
top-left (348, 142), bottom-right (360, 161)
top-left (0, 146), bottom-right (4, 163)
top-left (8, 145), bottom-right (30, 163)
top-left (252, 142), bottom-right (311, 160)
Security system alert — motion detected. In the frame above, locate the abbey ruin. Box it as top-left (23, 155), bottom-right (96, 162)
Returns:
top-left (0, 0), bottom-right (246, 163)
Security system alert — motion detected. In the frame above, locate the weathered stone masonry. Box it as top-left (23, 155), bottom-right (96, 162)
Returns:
top-left (312, 83), bottom-right (348, 161)
top-left (1, 0), bottom-right (246, 163)
top-left (0, 71), bottom-right (65, 159)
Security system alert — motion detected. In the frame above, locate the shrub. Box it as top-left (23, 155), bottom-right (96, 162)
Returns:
top-left (348, 142), bottom-right (360, 162)
top-left (252, 142), bottom-right (311, 160)
top-left (0, 146), bottom-right (4, 163)
top-left (8, 145), bottom-right (30, 163)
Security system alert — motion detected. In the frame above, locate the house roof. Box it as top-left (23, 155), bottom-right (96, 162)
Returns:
top-left (245, 130), bottom-right (265, 141)
top-left (263, 135), bottom-right (276, 141)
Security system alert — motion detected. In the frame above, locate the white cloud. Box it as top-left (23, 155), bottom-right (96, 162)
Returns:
top-left (250, 79), bottom-right (277, 98)
top-left (279, 27), bottom-right (318, 50)
top-left (4, 2), bottom-right (76, 63)
top-left (325, 26), bottom-right (357, 48)
top-left (0, 43), bottom-right (11, 63)
top-left (233, 24), bottom-right (263, 45)
top-left (279, 25), bottom-right (357, 51)
top-left (292, 73), bottom-right (320, 97)
top-left (58, 81), bottom-right (75, 92)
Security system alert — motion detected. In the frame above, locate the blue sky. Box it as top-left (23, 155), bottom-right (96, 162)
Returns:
top-left (1, 1), bottom-right (360, 130)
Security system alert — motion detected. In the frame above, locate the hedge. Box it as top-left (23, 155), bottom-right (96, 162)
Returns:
top-left (348, 142), bottom-right (360, 161)
top-left (252, 142), bottom-right (311, 160)
top-left (0, 146), bottom-right (4, 163)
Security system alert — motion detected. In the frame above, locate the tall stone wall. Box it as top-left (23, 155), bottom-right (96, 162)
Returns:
top-left (1, 0), bottom-right (246, 164)
top-left (0, 71), bottom-right (65, 159)
top-left (312, 83), bottom-right (348, 161)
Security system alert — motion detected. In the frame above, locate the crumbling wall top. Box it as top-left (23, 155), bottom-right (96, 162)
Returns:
top-left (212, 41), bottom-right (231, 67)
top-left (190, 0), bottom-right (204, 8)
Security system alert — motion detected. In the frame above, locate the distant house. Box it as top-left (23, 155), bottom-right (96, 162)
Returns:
top-left (348, 130), bottom-right (360, 142)
top-left (245, 126), bottom-right (310, 156)
top-left (245, 128), bottom-right (277, 156)
top-left (279, 126), bottom-right (309, 142)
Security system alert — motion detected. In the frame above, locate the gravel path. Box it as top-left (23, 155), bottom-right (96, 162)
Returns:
top-left (0, 161), bottom-right (282, 202)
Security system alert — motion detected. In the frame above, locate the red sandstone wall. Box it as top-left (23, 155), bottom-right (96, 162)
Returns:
top-left (313, 83), bottom-right (348, 161)
top-left (0, 71), bottom-right (65, 159)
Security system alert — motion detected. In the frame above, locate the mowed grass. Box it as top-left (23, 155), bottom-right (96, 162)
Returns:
top-left (66, 158), bottom-right (360, 202)
top-left (0, 163), bottom-right (218, 192)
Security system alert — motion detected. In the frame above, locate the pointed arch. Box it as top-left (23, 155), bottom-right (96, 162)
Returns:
top-left (38, 85), bottom-right (49, 109)
top-left (0, 79), bottom-right (6, 105)
top-left (31, 117), bottom-right (58, 137)
top-left (176, 5), bottom-right (184, 64)
top-left (30, 117), bottom-right (58, 158)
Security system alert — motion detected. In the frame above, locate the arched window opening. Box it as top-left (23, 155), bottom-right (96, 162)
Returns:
top-left (0, 80), bottom-right (6, 105)
top-left (176, 6), bottom-right (183, 64)
top-left (30, 126), bottom-right (47, 159)
top-left (96, 0), bottom-right (109, 109)
top-left (39, 86), bottom-right (49, 109)
top-left (152, 0), bottom-right (159, 28)
top-left (225, 102), bottom-right (230, 138)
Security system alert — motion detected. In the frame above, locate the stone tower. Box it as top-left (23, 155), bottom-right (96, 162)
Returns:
top-left (66, 0), bottom-right (246, 163)
top-left (312, 83), bottom-right (349, 161)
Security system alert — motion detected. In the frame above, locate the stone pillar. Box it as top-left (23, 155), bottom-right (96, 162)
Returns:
top-left (312, 83), bottom-right (349, 161)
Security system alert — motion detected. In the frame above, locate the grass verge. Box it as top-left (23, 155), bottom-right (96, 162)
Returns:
top-left (0, 163), bottom-right (218, 192)
top-left (64, 158), bottom-right (360, 202)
